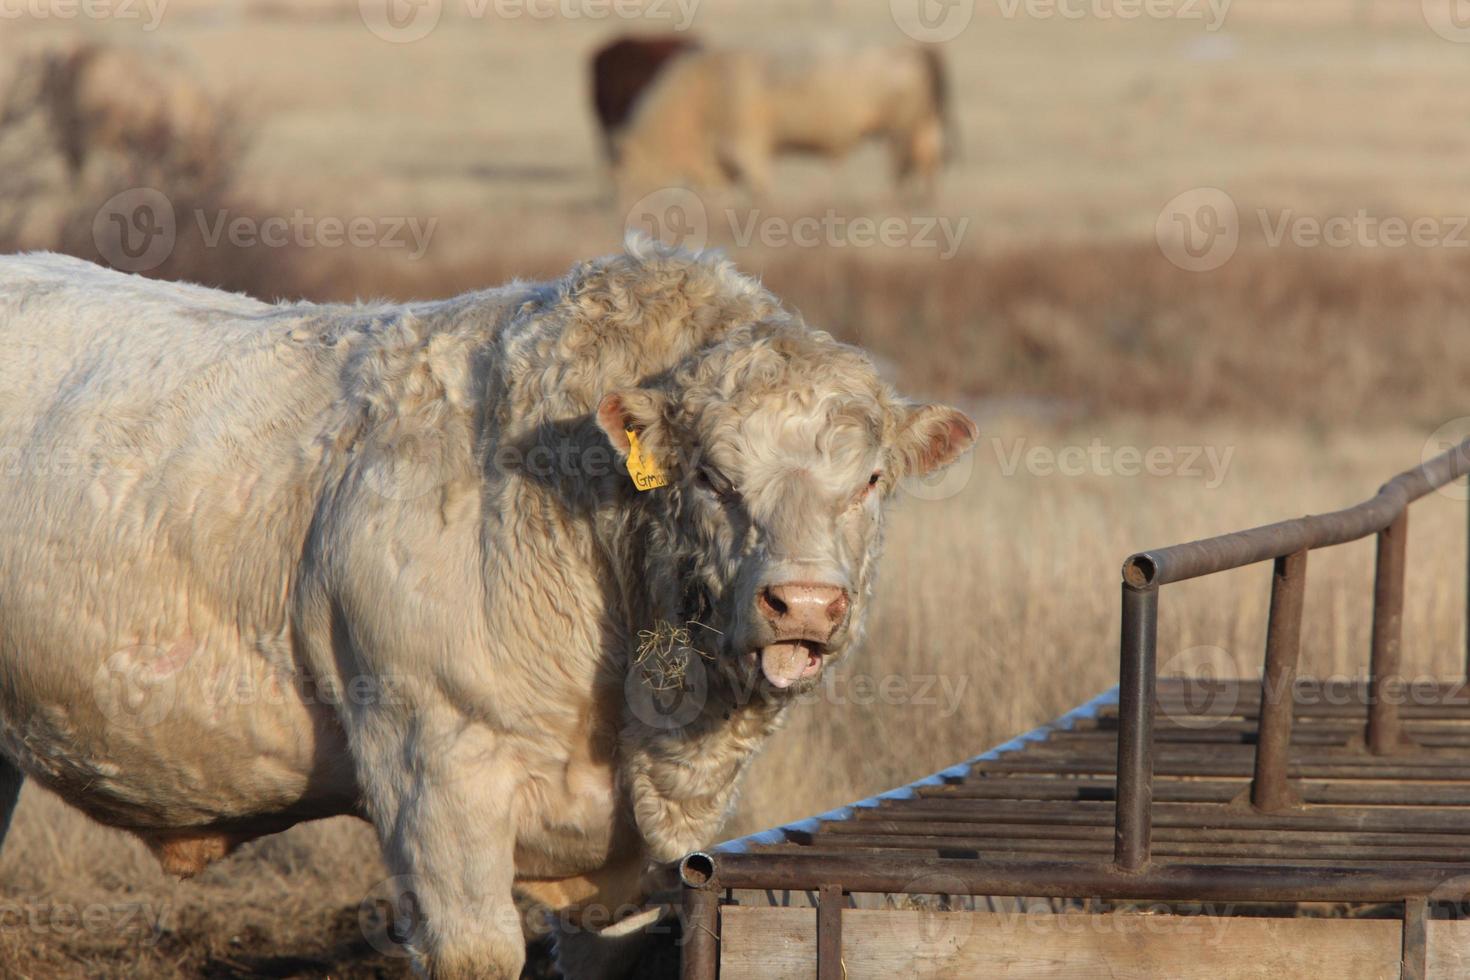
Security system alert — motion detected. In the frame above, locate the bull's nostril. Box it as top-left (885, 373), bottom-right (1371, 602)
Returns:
top-left (759, 587), bottom-right (789, 618)
top-left (827, 592), bottom-right (850, 624)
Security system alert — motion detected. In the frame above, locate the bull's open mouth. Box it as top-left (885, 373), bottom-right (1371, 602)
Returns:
top-left (752, 640), bottom-right (827, 689)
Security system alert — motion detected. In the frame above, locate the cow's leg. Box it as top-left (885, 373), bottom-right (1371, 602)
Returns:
top-left (0, 755), bottom-right (23, 850)
top-left (356, 723), bottom-right (526, 980)
top-left (892, 120), bottom-right (943, 202)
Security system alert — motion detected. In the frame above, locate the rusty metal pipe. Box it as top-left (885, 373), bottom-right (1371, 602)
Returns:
top-left (679, 865), bottom-right (719, 980)
top-left (697, 852), bottom-right (1453, 903)
top-left (1114, 582), bottom-right (1157, 872)
top-left (1252, 550), bottom-right (1308, 812)
top-left (1368, 512), bottom-right (1409, 755)
top-left (1123, 437), bottom-right (1470, 588)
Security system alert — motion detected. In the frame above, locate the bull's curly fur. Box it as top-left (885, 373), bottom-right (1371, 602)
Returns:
top-left (0, 240), bottom-right (974, 978)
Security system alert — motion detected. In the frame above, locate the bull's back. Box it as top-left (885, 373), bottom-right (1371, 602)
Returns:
top-left (0, 255), bottom-right (357, 831)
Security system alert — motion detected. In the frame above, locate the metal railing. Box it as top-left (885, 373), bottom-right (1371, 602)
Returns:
top-left (675, 437), bottom-right (1470, 980)
top-left (1113, 437), bottom-right (1470, 871)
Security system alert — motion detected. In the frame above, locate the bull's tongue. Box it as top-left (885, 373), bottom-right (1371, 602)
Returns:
top-left (760, 642), bottom-right (822, 689)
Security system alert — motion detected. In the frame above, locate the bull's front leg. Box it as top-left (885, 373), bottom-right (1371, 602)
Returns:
top-left (353, 716), bottom-right (526, 979)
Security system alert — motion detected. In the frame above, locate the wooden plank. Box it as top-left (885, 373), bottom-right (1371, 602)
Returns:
top-left (1428, 919), bottom-right (1470, 979)
top-left (719, 907), bottom-right (1402, 980)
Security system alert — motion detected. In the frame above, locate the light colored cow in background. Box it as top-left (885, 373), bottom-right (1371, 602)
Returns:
top-left (0, 41), bottom-right (226, 183)
top-left (615, 37), bottom-right (953, 199)
top-left (0, 241), bottom-right (974, 979)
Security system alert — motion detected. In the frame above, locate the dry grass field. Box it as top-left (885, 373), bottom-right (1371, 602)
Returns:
top-left (0, 0), bottom-right (1469, 976)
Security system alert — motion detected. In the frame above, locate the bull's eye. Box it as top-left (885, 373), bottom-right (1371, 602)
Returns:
top-left (868, 472), bottom-right (881, 487)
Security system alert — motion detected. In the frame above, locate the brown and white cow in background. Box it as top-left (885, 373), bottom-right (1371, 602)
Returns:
top-left (613, 37), bottom-right (954, 200)
top-left (0, 241), bottom-right (975, 978)
top-left (589, 34), bottom-right (703, 164)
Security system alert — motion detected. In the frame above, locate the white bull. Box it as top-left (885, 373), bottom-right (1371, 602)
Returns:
top-left (0, 242), bottom-right (974, 977)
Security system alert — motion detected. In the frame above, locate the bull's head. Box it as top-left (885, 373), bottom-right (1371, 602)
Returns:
top-left (596, 321), bottom-right (975, 702)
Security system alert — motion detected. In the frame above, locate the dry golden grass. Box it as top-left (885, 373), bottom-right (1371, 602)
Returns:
top-left (1, 1), bottom-right (1469, 975)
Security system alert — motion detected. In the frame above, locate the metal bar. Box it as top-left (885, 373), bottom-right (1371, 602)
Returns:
top-left (967, 758), bottom-right (1470, 780)
top-left (692, 852), bottom-right (1458, 903)
top-left (801, 831), bottom-right (1470, 864)
top-left (817, 884), bottom-right (843, 980)
top-left (1114, 583), bottom-right (1157, 872)
top-left (870, 798), bottom-right (1470, 835)
top-left (1466, 473), bottom-right (1469, 680)
top-left (829, 820), bottom-right (1470, 849)
top-left (924, 777), bottom-right (1470, 806)
top-left (1122, 436), bottom-right (1470, 587)
top-left (1252, 550), bottom-right (1308, 812)
top-left (1369, 511), bottom-right (1409, 755)
top-left (1402, 896), bottom-right (1427, 980)
top-left (681, 858), bottom-right (719, 980)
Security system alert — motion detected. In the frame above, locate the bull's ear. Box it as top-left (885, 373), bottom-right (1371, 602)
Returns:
top-left (891, 403), bottom-right (977, 477)
top-left (595, 389), bottom-right (667, 456)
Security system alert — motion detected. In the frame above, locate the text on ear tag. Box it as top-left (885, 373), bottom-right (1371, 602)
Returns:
top-left (625, 429), bottom-right (668, 491)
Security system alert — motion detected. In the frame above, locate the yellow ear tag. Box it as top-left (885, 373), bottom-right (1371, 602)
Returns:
top-left (624, 429), bottom-right (668, 491)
